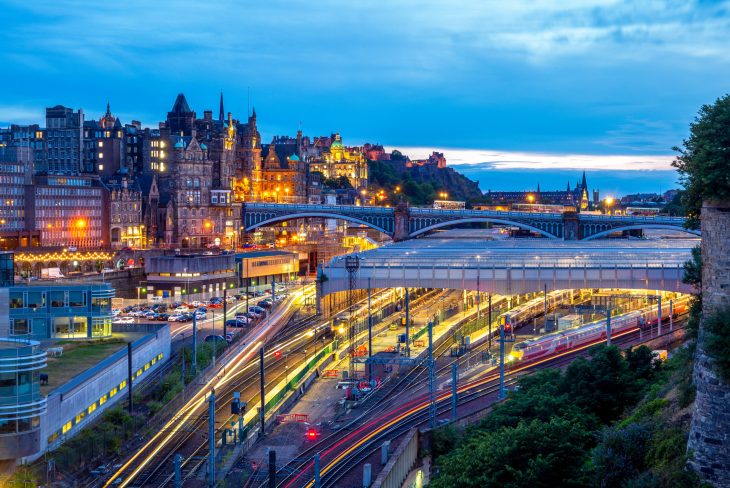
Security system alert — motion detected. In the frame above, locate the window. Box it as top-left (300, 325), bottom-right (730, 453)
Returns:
top-left (87, 403), bottom-right (96, 414)
top-left (99, 394), bottom-right (107, 406)
top-left (68, 291), bottom-right (86, 307)
top-left (98, 153), bottom-right (104, 159)
top-left (98, 141), bottom-right (104, 148)
top-left (50, 290), bottom-right (65, 307)
top-left (27, 291), bottom-right (45, 309)
top-left (62, 421), bottom-right (72, 434)
top-left (109, 387), bottom-right (118, 398)
top-left (10, 319), bottom-right (29, 336)
top-left (9, 292), bottom-right (23, 308)
top-left (119, 380), bottom-right (127, 390)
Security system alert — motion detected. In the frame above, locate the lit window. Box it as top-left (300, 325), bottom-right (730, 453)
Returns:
top-left (99, 394), bottom-right (108, 405)
top-left (110, 387), bottom-right (118, 397)
top-left (158, 353), bottom-right (164, 360)
top-left (75, 412), bottom-right (85, 424)
top-left (98, 153), bottom-right (104, 158)
top-left (88, 403), bottom-right (97, 414)
top-left (119, 380), bottom-right (127, 390)
top-left (98, 141), bottom-right (104, 148)
top-left (99, 164), bottom-right (104, 171)
top-left (62, 421), bottom-right (72, 434)
top-left (136, 368), bottom-right (143, 377)
top-left (144, 362), bottom-right (150, 371)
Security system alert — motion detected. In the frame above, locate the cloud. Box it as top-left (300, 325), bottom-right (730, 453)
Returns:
top-left (0, 105), bottom-right (45, 125)
top-left (392, 147), bottom-right (675, 172)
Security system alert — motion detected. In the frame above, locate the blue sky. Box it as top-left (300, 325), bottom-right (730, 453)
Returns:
top-left (2, 0), bottom-right (730, 193)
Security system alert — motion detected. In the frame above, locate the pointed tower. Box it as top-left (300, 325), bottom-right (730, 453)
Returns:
top-left (219, 91), bottom-right (225, 122)
top-left (581, 170), bottom-right (588, 190)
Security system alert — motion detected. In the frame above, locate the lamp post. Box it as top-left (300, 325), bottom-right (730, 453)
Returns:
top-left (604, 197), bottom-right (615, 215)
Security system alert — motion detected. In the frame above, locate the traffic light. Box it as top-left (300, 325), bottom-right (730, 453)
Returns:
top-left (306, 428), bottom-right (318, 441)
top-left (274, 350), bottom-right (282, 359)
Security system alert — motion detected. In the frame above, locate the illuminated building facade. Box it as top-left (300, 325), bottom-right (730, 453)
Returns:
top-left (25, 175), bottom-right (109, 249)
top-left (7, 283), bottom-right (114, 340)
top-left (308, 133), bottom-right (368, 189)
top-left (107, 177), bottom-right (144, 249)
top-left (260, 139), bottom-right (307, 203)
top-left (485, 171), bottom-right (594, 211)
top-left (233, 109), bottom-right (262, 201)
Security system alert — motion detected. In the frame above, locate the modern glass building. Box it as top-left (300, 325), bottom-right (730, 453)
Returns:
top-left (0, 338), bottom-right (46, 459)
top-left (0, 252), bottom-right (13, 287)
top-left (8, 283), bottom-right (114, 340)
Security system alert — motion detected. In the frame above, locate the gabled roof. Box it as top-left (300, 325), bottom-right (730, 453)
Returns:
top-left (171, 93), bottom-right (192, 114)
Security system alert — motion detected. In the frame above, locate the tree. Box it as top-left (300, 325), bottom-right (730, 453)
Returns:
top-left (432, 417), bottom-right (593, 488)
top-left (591, 422), bottom-right (653, 488)
top-left (672, 94), bottom-right (730, 228)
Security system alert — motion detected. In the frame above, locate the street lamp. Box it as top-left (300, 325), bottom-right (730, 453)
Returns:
top-left (604, 197), bottom-right (615, 215)
top-left (527, 194), bottom-right (535, 203)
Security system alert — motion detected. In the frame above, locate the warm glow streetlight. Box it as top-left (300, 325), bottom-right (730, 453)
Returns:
top-left (75, 218), bottom-right (87, 229)
top-left (526, 194), bottom-right (535, 203)
top-left (604, 197), bottom-right (615, 214)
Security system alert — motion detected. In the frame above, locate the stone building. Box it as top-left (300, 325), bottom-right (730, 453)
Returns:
top-left (82, 102), bottom-right (125, 177)
top-left (107, 177), bottom-right (143, 249)
top-left (260, 138), bottom-right (307, 203)
top-left (307, 133), bottom-right (368, 189)
top-left (233, 109), bottom-right (263, 201)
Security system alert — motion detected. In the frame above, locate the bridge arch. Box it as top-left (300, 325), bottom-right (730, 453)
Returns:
top-left (244, 212), bottom-right (392, 236)
top-left (582, 224), bottom-right (701, 241)
top-left (409, 217), bottom-right (561, 239)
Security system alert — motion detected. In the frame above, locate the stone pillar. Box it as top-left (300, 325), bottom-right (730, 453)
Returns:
top-left (688, 200), bottom-right (730, 486)
top-left (393, 202), bottom-right (410, 241)
top-left (562, 211), bottom-right (579, 240)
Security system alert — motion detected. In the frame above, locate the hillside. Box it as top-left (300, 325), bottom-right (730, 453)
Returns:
top-left (368, 160), bottom-right (483, 205)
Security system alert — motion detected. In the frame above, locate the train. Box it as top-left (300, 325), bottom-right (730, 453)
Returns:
top-left (499, 289), bottom-right (578, 331)
top-left (509, 295), bottom-right (690, 362)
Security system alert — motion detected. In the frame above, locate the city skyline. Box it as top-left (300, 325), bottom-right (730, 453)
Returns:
top-left (2, 0), bottom-right (729, 184)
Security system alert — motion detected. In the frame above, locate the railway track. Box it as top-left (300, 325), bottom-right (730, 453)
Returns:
top-left (274, 320), bottom-right (686, 488)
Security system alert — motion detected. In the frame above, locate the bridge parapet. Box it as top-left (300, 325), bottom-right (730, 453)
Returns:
top-left (241, 203), bottom-right (695, 241)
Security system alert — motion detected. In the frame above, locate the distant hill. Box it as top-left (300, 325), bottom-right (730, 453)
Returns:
top-left (368, 159), bottom-right (483, 205)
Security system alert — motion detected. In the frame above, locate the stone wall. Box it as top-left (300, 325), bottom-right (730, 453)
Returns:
top-left (687, 200), bottom-right (730, 486)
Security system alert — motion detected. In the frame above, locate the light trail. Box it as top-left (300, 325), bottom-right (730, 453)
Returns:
top-left (104, 289), bottom-right (310, 488)
top-left (293, 326), bottom-right (644, 488)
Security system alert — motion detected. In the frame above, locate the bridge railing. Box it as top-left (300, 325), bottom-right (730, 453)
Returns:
top-left (244, 202), bottom-right (393, 214)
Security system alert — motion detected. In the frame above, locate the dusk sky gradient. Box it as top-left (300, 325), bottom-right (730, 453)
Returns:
top-left (2, 0), bottom-right (730, 193)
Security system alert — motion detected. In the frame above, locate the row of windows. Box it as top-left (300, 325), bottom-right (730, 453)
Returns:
top-left (251, 258), bottom-right (294, 267)
top-left (10, 290), bottom-right (89, 309)
top-left (48, 352), bottom-right (164, 444)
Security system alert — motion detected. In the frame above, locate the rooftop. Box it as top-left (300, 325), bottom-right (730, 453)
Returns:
top-left (41, 333), bottom-right (145, 395)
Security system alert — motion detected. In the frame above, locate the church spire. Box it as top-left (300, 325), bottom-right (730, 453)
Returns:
top-left (105, 100), bottom-right (111, 117)
top-left (567, 180), bottom-right (571, 192)
top-left (581, 170), bottom-right (588, 190)
top-left (218, 91), bottom-right (225, 122)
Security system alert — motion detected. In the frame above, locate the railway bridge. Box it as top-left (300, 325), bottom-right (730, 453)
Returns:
top-left (242, 203), bottom-right (697, 241)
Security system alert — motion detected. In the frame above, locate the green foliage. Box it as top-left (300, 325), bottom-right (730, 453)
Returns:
top-left (591, 422), bottom-right (652, 487)
top-left (703, 307), bottom-right (730, 381)
top-left (431, 425), bottom-right (461, 459)
top-left (432, 417), bottom-right (593, 488)
top-left (322, 175), bottom-right (353, 189)
top-left (431, 345), bottom-right (679, 488)
top-left (563, 345), bottom-right (656, 423)
top-left (672, 93), bottom-right (730, 228)
top-left (661, 191), bottom-right (686, 216)
top-left (682, 246), bottom-right (702, 291)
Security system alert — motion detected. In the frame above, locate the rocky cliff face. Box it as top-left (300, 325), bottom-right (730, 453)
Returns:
top-left (687, 200), bottom-right (730, 486)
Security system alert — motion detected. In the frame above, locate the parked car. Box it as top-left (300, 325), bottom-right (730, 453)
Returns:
top-left (249, 306), bottom-right (266, 315)
top-left (179, 313), bottom-right (194, 322)
top-left (174, 306), bottom-right (188, 314)
top-left (168, 314), bottom-right (185, 322)
top-left (244, 312), bottom-right (258, 320)
top-left (156, 313), bottom-right (170, 321)
top-left (194, 311), bottom-right (206, 320)
top-left (204, 335), bottom-right (227, 345)
top-left (113, 316), bottom-right (134, 324)
top-left (258, 300), bottom-right (273, 310)
top-left (247, 309), bottom-right (262, 319)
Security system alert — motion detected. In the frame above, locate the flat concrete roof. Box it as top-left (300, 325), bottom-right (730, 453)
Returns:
top-left (321, 234), bottom-right (699, 296)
